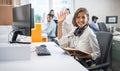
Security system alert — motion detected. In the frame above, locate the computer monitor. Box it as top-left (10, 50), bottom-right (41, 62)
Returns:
top-left (11, 4), bottom-right (34, 43)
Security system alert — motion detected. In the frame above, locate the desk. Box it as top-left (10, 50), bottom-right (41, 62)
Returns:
top-left (0, 26), bottom-right (12, 43)
top-left (112, 36), bottom-right (120, 71)
top-left (0, 42), bottom-right (88, 71)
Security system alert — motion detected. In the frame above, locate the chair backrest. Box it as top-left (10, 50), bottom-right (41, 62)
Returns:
top-left (95, 31), bottom-right (113, 65)
top-left (98, 22), bottom-right (108, 32)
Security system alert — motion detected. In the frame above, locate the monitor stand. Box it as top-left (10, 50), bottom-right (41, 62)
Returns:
top-left (9, 31), bottom-right (31, 44)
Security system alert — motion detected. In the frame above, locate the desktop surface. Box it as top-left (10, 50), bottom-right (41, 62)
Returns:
top-left (0, 43), bottom-right (31, 61)
top-left (0, 42), bottom-right (88, 71)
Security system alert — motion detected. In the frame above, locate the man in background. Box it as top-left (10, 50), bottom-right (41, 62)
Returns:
top-left (89, 16), bottom-right (99, 32)
top-left (42, 14), bottom-right (56, 41)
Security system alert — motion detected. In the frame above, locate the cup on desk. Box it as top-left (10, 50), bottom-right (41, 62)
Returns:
top-left (42, 34), bottom-right (48, 42)
top-left (42, 37), bottom-right (47, 42)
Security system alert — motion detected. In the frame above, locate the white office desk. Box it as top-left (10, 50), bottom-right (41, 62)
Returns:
top-left (0, 42), bottom-right (88, 71)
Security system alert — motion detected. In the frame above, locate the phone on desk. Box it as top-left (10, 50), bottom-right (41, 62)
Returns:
top-left (63, 47), bottom-right (88, 56)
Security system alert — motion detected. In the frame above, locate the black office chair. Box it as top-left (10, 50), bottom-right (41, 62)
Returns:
top-left (98, 22), bottom-right (109, 32)
top-left (87, 31), bottom-right (113, 71)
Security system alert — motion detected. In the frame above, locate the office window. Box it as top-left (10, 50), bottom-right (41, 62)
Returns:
top-left (52, 0), bottom-right (73, 16)
top-left (30, 0), bottom-right (73, 23)
top-left (30, 0), bottom-right (49, 23)
top-left (52, 0), bottom-right (73, 11)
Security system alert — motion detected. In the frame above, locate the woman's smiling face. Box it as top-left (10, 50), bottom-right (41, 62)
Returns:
top-left (75, 12), bottom-right (89, 28)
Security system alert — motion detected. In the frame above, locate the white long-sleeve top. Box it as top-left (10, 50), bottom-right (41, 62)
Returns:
top-left (58, 26), bottom-right (100, 60)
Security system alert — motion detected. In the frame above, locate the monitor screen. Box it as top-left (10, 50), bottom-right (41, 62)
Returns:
top-left (11, 4), bottom-right (34, 43)
top-left (106, 16), bottom-right (118, 24)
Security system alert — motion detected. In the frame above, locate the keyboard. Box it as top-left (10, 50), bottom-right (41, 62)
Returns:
top-left (36, 45), bottom-right (51, 56)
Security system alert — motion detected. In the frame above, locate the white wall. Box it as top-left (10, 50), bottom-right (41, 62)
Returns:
top-left (74, 0), bottom-right (120, 27)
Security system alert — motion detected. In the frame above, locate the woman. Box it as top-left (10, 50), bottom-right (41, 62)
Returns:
top-left (62, 8), bottom-right (73, 36)
top-left (57, 8), bottom-right (100, 61)
top-left (61, 8), bottom-right (74, 47)
top-left (49, 9), bottom-right (57, 23)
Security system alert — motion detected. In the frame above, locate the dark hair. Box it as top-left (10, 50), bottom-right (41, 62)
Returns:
top-left (72, 8), bottom-right (89, 27)
top-left (47, 14), bottom-right (52, 19)
top-left (49, 9), bottom-right (54, 18)
top-left (92, 16), bottom-right (98, 21)
top-left (49, 9), bottom-right (54, 14)
top-left (65, 8), bottom-right (70, 14)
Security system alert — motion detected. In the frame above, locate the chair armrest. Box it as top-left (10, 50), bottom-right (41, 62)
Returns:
top-left (87, 63), bottom-right (110, 71)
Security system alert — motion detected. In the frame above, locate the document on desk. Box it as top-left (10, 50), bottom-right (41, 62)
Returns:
top-left (19, 36), bottom-right (31, 42)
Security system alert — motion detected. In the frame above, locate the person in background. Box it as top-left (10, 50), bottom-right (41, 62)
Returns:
top-left (57, 8), bottom-right (100, 66)
top-left (42, 14), bottom-right (56, 41)
top-left (62, 8), bottom-right (74, 47)
top-left (89, 16), bottom-right (99, 32)
top-left (62, 8), bottom-right (73, 36)
top-left (49, 9), bottom-right (58, 24)
top-left (49, 9), bottom-right (58, 37)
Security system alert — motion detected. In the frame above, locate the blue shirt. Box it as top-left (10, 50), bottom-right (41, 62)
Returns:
top-left (89, 22), bottom-right (99, 32)
top-left (43, 20), bottom-right (56, 37)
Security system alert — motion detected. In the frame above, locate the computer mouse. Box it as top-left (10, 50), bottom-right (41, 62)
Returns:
top-left (40, 44), bottom-right (46, 47)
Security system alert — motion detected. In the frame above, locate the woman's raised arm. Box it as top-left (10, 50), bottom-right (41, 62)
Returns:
top-left (57, 11), bottom-right (67, 39)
